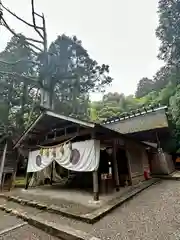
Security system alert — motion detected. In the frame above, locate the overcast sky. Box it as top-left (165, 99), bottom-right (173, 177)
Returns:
top-left (0, 0), bottom-right (164, 100)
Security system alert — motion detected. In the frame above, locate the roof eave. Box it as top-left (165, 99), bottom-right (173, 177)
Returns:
top-left (13, 111), bottom-right (96, 149)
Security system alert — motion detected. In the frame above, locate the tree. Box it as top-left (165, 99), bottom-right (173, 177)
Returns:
top-left (46, 35), bottom-right (112, 119)
top-left (155, 0), bottom-right (180, 152)
top-left (135, 77), bottom-right (154, 98)
top-left (0, 2), bottom-right (113, 125)
top-left (0, 35), bottom-right (40, 134)
top-left (156, 0), bottom-right (180, 66)
top-left (168, 85), bottom-right (180, 151)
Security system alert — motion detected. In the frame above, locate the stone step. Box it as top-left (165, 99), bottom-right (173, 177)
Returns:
top-left (0, 192), bottom-right (94, 223)
top-left (0, 178), bottom-right (160, 225)
top-left (0, 198), bottom-right (99, 240)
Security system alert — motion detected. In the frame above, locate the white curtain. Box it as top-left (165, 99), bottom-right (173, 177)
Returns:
top-left (27, 140), bottom-right (100, 173)
top-left (29, 161), bottom-right (65, 187)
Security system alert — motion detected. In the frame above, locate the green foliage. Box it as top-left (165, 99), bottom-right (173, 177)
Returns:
top-left (0, 35), bottom-right (40, 135)
top-left (42, 34), bottom-right (113, 119)
top-left (135, 77), bottom-right (154, 98)
top-left (0, 34), bottom-right (113, 137)
top-left (156, 0), bottom-right (180, 65)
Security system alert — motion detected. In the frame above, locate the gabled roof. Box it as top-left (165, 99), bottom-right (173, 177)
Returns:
top-left (14, 110), bottom-right (95, 149)
top-left (103, 106), bottom-right (169, 134)
top-left (14, 109), bottom-right (154, 150)
top-left (103, 106), bottom-right (167, 125)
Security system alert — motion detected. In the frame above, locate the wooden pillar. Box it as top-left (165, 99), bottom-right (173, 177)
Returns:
top-left (25, 172), bottom-right (30, 190)
top-left (0, 142), bottom-right (7, 187)
top-left (1, 173), bottom-right (5, 192)
top-left (156, 132), bottom-right (161, 148)
top-left (126, 149), bottom-right (133, 186)
top-left (113, 139), bottom-right (120, 191)
top-left (92, 131), bottom-right (99, 201)
top-left (50, 161), bottom-right (53, 185)
top-left (93, 171), bottom-right (99, 201)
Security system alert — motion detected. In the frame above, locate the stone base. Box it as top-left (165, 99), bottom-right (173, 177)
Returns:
top-left (0, 178), bottom-right (160, 224)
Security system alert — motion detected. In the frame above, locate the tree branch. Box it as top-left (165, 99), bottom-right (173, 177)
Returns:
top-left (23, 44), bottom-right (39, 56)
top-left (31, 0), bottom-right (43, 39)
top-left (42, 14), bottom-right (47, 52)
top-left (24, 39), bottom-right (43, 52)
top-left (1, 2), bottom-right (43, 30)
top-left (1, 17), bottom-right (19, 37)
top-left (0, 58), bottom-right (40, 66)
top-left (0, 71), bottom-right (39, 84)
top-left (25, 37), bottom-right (43, 44)
top-left (2, 17), bottom-right (43, 53)
top-left (35, 12), bottom-right (43, 18)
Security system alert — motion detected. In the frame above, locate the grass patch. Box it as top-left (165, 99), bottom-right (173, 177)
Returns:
top-left (15, 177), bottom-right (26, 186)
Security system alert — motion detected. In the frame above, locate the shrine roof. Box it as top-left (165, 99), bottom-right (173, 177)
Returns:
top-left (13, 108), bottom-right (154, 150)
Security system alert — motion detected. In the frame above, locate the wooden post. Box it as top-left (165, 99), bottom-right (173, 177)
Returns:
top-left (92, 131), bottom-right (99, 201)
top-left (113, 139), bottom-right (120, 191)
top-left (0, 142), bottom-right (7, 188)
top-left (50, 161), bottom-right (53, 185)
top-left (25, 156), bottom-right (31, 190)
top-left (1, 173), bottom-right (5, 192)
top-left (93, 171), bottom-right (99, 201)
top-left (125, 149), bottom-right (133, 186)
top-left (25, 172), bottom-right (30, 190)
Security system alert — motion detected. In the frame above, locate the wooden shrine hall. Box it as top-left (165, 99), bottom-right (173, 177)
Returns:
top-left (103, 106), bottom-right (175, 175)
top-left (14, 109), bottom-right (154, 201)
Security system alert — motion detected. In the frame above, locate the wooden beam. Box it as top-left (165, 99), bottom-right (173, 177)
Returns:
top-left (47, 124), bottom-right (78, 134)
top-left (39, 128), bottom-right (91, 146)
top-left (125, 148), bottom-right (133, 186)
top-left (112, 140), bottom-right (120, 191)
top-left (50, 161), bottom-right (53, 185)
top-left (14, 113), bottom-right (44, 149)
top-left (25, 172), bottom-right (30, 190)
top-left (0, 142), bottom-right (7, 186)
top-left (93, 171), bottom-right (99, 201)
top-left (91, 131), bottom-right (99, 201)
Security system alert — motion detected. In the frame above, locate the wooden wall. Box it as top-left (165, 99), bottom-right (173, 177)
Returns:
top-left (150, 152), bottom-right (175, 175)
top-left (126, 140), bottom-right (149, 185)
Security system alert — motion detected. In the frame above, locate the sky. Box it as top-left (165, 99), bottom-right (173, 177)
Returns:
top-left (0, 0), bottom-right (164, 100)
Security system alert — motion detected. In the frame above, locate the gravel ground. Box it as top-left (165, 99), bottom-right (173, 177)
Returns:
top-left (0, 210), bottom-right (60, 240)
top-left (0, 224), bottom-right (60, 240)
top-left (37, 180), bottom-right (180, 240)
top-left (2, 180), bottom-right (180, 240)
